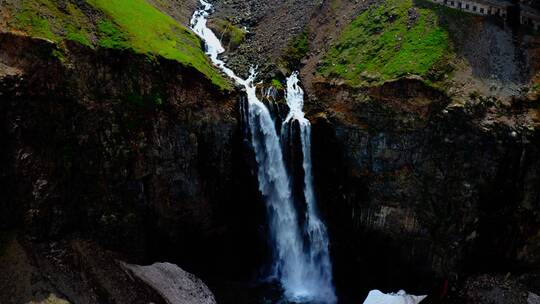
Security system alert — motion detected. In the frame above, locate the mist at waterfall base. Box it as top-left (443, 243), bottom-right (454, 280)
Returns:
top-left (191, 1), bottom-right (426, 303)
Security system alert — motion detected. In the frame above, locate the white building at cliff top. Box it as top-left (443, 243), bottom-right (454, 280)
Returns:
top-left (428, 0), bottom-right (511, 17)
top-left (428, 0), bottom-right (540, 31)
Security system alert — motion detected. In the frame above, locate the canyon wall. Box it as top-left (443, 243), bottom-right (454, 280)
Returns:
top-left (0, 33), bottom-right (268, 282)
top-left (309, 78), bottom-right (540, 299)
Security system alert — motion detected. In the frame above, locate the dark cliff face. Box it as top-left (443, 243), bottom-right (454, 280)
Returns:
top-left (0, 33), bottom-right (268, 281)
top-left (309, 78), bottom-right (540, 300)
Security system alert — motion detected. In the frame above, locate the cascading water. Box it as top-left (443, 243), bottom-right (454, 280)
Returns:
top-left (191, 1), bottom-right (336, 303)
top-left (281, 73), bottom-right (336, 303)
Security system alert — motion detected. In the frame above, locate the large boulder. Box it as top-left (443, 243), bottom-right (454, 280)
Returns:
top-left (122, 262), bottom-right (217, 304)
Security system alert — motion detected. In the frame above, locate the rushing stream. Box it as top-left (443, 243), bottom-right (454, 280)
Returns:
top-left (191, 1), bottom-right (336, 303)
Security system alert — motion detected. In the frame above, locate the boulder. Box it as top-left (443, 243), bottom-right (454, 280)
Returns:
top-left (122, 262), bottom-right (217, 304)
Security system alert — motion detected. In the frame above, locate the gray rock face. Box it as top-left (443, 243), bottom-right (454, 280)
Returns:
top-left (122, 262), bottom-right (217, 304)
top-left (310, 78), bottom-right (540, 295)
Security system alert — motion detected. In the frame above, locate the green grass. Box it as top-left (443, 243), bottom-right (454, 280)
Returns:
top-left (15, 6), bottom-right (57, 41)
top-left (10, 0), bottom-right (230, 90)
top-left (87, 0), bottom-right (230, 89)
top-left (319, 0), bottom-right (453, 87)
top-left (65, 24), bottom-right (92, 46)
top-left (13, 0), bottom-right (93, 46)
top-left (96, 20), bottom-right (130, 49)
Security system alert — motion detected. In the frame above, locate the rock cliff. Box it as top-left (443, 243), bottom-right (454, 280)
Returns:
top-left (0, 31), bottom-right (268, 293)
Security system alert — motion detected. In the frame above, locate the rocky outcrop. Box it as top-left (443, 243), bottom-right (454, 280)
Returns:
top-left (122, 262), bottom-right (217, 304)
top-left (211, 0), bottom-right (322, 77)
top-left (0, 236), bottom-right (166, 304)
top-left (309, 78), bottom-right (540, 299)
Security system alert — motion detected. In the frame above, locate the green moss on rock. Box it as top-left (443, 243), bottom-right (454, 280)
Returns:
top-left (282, 31), bottom-right (309, 68)
top-left (13, 0), bottom-right (93, 46)
top-left (271, 78), bottom-right (284, 90)
top-left (319, 0), bottom-right (457, 87)
top-left (207, 18), bottom-right (246, 50)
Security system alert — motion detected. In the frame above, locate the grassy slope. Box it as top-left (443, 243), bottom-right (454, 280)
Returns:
top-left (13, 0), bottom-right (93, 46)
top-left (319, 0), bottom-right (458, 87)
top-left (9, 0), bottom-right (230, 90)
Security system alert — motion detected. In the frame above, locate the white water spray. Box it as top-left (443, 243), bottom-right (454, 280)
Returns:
top-left (191, 1), bottom-right (337, 303)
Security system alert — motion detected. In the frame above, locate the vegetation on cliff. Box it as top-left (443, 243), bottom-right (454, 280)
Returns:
top-left (7, 0), bottom-right (230, 90)
top-left (13, 0), bottom-right (93, 46)
top-left (319, 0), bottom-right (460, 87)
top-left (282, 30), bottom-right (310, 69)
top-left (207, 18), bottom-right (246, 50)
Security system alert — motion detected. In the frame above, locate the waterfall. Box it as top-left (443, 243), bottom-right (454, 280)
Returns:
top-left (282, 73), bottom-right (336, 303)
top-left (191, 1), bottom-right (336, 303)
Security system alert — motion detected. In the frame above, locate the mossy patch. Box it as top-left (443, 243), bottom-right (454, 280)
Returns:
top-left (14, 5), bottom-right (57, 41)
top-left (96, 20), bottom-right (129, 49)
top-left (208, 18), bottom-right (246, 49)
top-left (282, 31), bottom-right (309, 68)
top-left (13, 0), bottom-right (93, 46)
top-left (319, 0), bottom-right (457, 87)
top-left (271, 78), bottom-right (284, 90)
